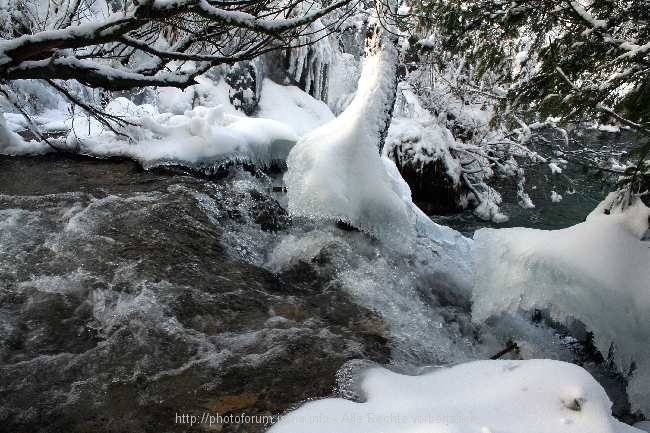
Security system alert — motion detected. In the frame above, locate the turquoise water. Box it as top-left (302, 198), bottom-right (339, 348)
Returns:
top-left (431, 128), bottom-right (644, 236)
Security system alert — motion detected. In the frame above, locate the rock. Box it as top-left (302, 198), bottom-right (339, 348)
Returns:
top-left (204, 393), bottom-right (260, 414)
top-left (391, 154), bottom-right (464, 214)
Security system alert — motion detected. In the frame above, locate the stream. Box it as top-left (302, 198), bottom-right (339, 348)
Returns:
top-left (0, 130), bottom-right (641, 432)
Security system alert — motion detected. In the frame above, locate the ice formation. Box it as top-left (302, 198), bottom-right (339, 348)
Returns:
top-left (268, 360), bottom-right (641, 433)
top-left (472, 193), bottom-right (650, 413)
top-left (284, 5), bottom-right (415, 243)
top-left (286, 15), bottom-right (332, 101)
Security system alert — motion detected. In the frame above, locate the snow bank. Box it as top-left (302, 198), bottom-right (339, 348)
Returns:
top-left (2, 76), bottom-right (334, 168)
top-left (59, 98), bottom-right (297, 169)
top-left (268, 360), bottom-right (640, 433)
top-left (257, 79), bottom-right (334, 136)
top-left (472, 194), bottom-right (650, 413)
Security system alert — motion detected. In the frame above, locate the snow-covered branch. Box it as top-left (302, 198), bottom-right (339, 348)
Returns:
top-left (0, 0), bottom-right (353, 89)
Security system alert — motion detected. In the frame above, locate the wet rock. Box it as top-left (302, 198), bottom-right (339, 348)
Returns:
top-left (204, 393), bottom-right (260, 414)
top-left (249, 189), bottom-right (290, 232)
top-left (391, 154), bottom-right (465, 214)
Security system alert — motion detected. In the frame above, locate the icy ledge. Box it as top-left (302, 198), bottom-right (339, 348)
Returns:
top-left (268, 360), bottom-right (641, 433)
top-left (472, 193), bottom-right (650, 414)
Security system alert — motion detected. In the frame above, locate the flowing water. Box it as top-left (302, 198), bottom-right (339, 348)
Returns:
top-left (0, 131), bottom-right (640, 432)
top-left (0, 155), bottom-right (397, 432)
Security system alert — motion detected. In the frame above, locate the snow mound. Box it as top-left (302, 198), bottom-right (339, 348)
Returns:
top-left (268, 360), bottom-right (640, 433)
top-left (472, 194), bottom-right (650, 413)
top-left (257, 79), bottom-right (335, 136)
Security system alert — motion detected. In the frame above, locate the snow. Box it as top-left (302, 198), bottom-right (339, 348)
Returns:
top-left (0, 74), bottom-right (345, 169)
top-left (257, 79), bottom-right (334, 136)
top-left (597, 123), bottom-right (621, 133)
top-left (384, 117), bottom-right (462, 181)
top-left (472, 194), bottom-right (650, 413)
top-left (65, 98), bottom-right (297, 168)
top-left (268, 360), bottom-right (641, 433)
top-left (616, 42), bottom-right (650, 60)
top-left (194, 0), bottom-right (350, 33)
top-left (570, 1), bottom-right (608, 29)
top-left (551, 190), bottom-right (563, 202)
top-left (383, 84), bottom-right (463, 186)
top-left (157, 87), bottom-right (195, 115)
top-left (549, 162), bottom-right (563, 174)
top-left (0, 114), bottom-right (40, 154)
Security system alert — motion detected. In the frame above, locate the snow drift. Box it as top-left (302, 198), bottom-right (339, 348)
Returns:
top-left (268, 360), bottom-right (641, 433)
top-left (472, 193), bottom-right (650, 413)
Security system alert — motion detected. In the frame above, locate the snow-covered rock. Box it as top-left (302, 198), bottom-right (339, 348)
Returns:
top-left (472, 194), bottom-right (650, 413)
top-left (384, 115), bottom-right (464, 213)
top-left (268, 360), bottom-right (641, 433)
